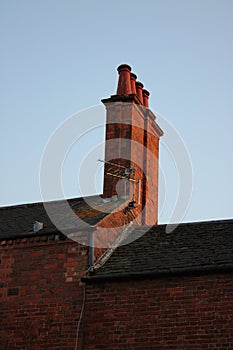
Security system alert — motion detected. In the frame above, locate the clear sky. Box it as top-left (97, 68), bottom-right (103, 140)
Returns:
top-left (1, 0), bottom-right (232, 224)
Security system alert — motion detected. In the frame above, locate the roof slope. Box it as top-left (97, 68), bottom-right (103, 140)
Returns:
top-left (86, 219), bottom-right (233, 280)
top-left (0, 195), bottom-right (125, 240)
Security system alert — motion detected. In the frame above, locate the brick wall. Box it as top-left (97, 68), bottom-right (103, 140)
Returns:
top-left (103, 101), bottom-right (161, 226)
top-left (82, 273), bottom-right (233, 349)
top-left (2, 235), bottom-right (233, 349)
top-left (0, 235), bottom-right (89, 350)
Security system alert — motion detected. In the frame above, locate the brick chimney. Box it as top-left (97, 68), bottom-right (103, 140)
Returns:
top-left (102, 64), bottom-right (163, 225)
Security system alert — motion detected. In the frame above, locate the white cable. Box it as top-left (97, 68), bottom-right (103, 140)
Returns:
top-left (74, 282), bottom-right (86, 350)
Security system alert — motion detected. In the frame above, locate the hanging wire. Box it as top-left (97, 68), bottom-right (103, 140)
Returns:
top-left (74, 282), bottom-right (86, 350)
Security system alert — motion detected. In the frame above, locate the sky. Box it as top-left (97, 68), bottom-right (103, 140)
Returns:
top-left (1, 0), bottom-right (233, 224)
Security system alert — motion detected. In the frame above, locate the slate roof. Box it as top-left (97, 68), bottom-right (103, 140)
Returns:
top-left (1, 198), bottom-right (233, 279)
top-left (0, 195), bottom-right (125, 241)
top-left (85, 219), bottom-right (233, 281)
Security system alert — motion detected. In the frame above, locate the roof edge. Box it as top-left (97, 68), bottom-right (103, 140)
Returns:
top-left (0, 226), bottom-right (95, 242)
top-left (82, 263), bottom-right (233, 283)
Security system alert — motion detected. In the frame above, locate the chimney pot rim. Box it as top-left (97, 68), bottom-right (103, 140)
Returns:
top-left (143, 89), bottom-right (150, 96)
top-left (136, 81), bottom-right (144, 88)
top-left (117, 64), bottom-right (132, 73)
top-left (130, 73), bottom-right (137, 80)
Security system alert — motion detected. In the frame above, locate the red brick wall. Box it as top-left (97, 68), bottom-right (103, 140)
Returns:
top-left (2, 235), bottom-right (233, 350)
top-left (82, 273), bottom-right (233, 349)
top-left (0, 235), bottom-right (89, 350)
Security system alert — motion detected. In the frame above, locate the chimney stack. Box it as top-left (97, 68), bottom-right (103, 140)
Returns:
top-left (101, 64), bottom-right (163, 225)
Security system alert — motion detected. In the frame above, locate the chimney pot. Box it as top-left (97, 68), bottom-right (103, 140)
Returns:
top-left (130, 73), bottom-right (137, 94)
top-left (116, 64), bottom-right (132, 95)
top-left (136, 81), bottom-right (144, 104)
top-left (142, 89), bottom-right (150, 107)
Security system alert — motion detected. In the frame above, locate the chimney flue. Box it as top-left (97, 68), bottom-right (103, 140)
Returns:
top-left (136, 81), bottom-right (144, 104)
top-left (116, 64), bottom-right (132, 95)
top-left (142, 89), bottom-right (150, 107)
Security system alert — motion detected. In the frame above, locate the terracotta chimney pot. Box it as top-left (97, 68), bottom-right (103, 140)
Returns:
top-left (136, 81), bottom-right (144, 104)
top-left (130, 73), bottom-right (137, 94)
top-left (142, 89), bottom-right (150, 107)
top-left (116, 64), bottom-right (132, 95)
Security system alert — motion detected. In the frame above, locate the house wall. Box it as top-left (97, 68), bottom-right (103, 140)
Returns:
top-left (82, 273), bottom-right (233, 350)
top-left (0, 236), bottom-right (88, 350)
top-left (2, 234), bottom-right (233, 350)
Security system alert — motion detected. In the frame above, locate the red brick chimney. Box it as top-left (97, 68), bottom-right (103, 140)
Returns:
top-left (102, 64), bottom-right (163, 225)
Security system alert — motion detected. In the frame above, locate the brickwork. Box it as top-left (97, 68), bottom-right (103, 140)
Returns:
top-left (2, 65), bottom-right (230, 350)
top-left (1, 233), bottom-right (233, 349)
top-left (0, 236), bottom-right (89, 350)
top-left (103, 101), bottom-right (162, 226)
top-left (82, 273), bottom-right (233, 349)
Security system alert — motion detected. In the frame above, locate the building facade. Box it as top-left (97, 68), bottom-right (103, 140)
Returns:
top-left (1, 65), bottom-right (233, 350)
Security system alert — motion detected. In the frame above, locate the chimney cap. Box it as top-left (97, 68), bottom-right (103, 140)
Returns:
top-left (130, 73), bottom-right (137, 80)
top-left (143, 89), bottom-right (150, 97)
top-left (136, 81), bottom-right (144, 88)
top-left (117, 64), bottom-right (132, 73)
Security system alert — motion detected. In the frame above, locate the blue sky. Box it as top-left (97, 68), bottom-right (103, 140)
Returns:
top-left (1, 0), bottom-right (232, 224)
